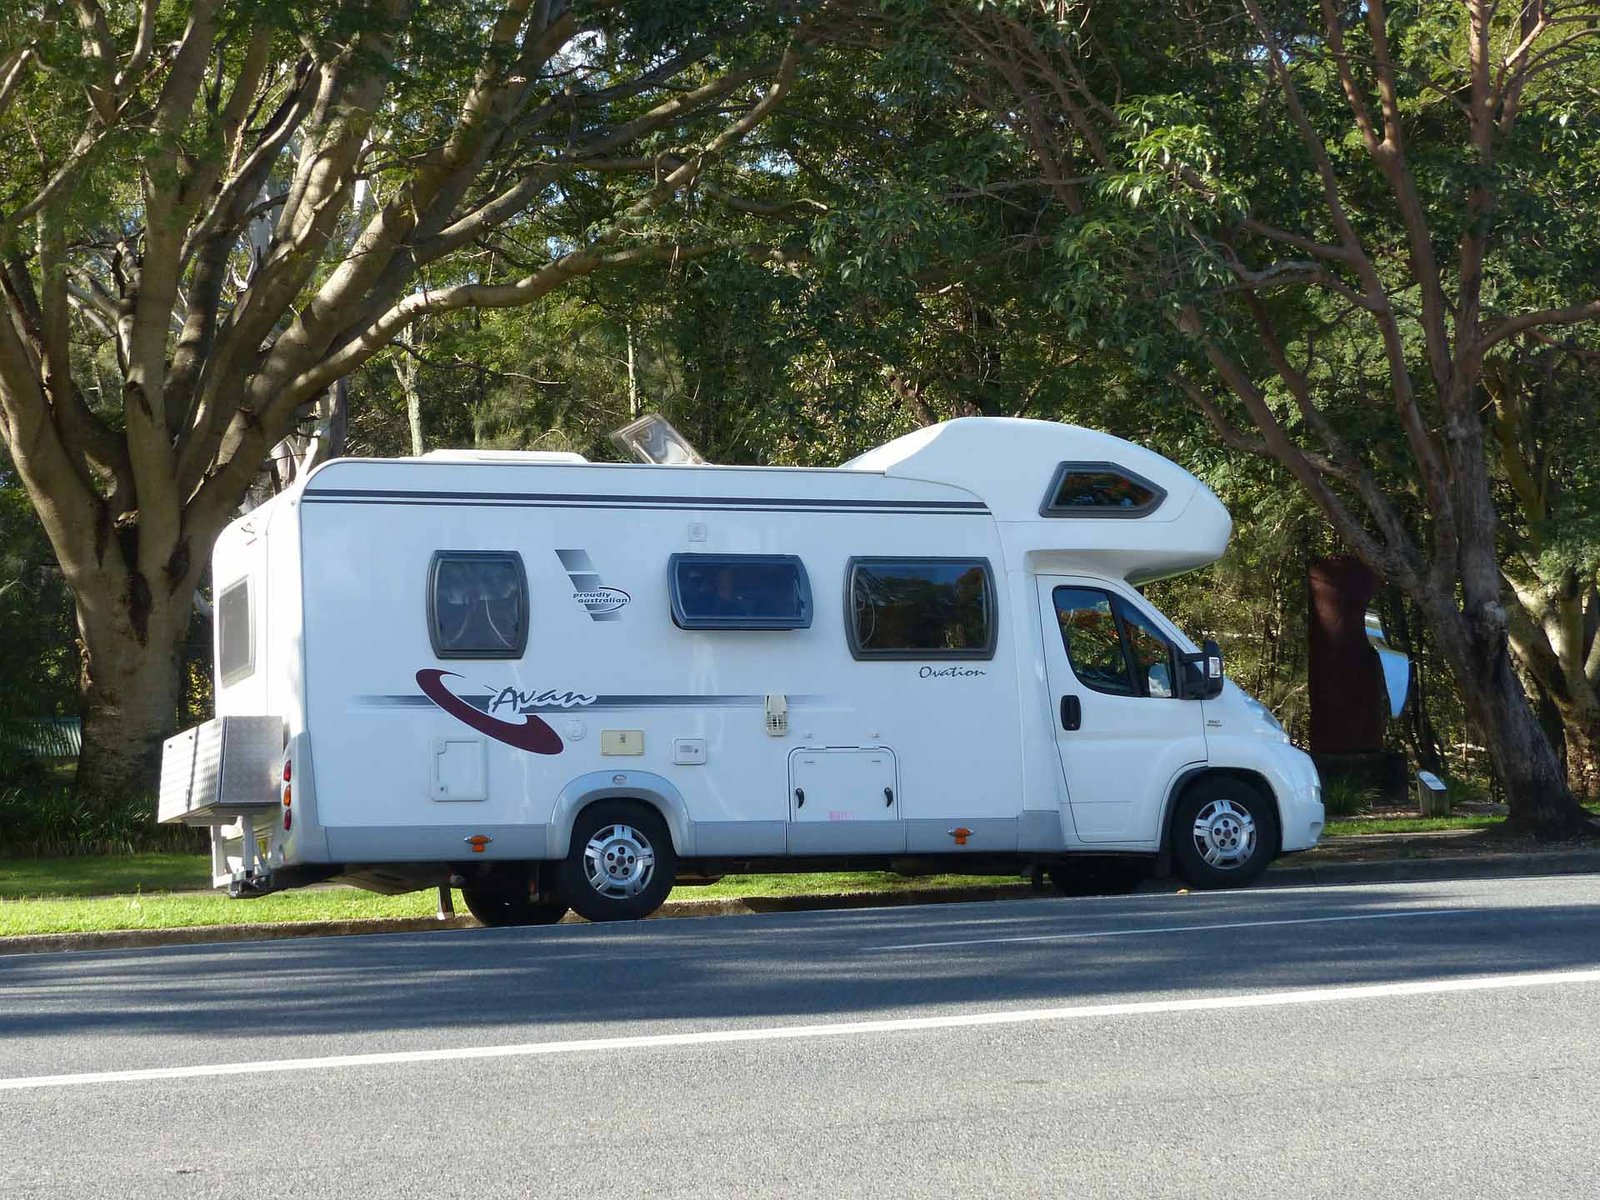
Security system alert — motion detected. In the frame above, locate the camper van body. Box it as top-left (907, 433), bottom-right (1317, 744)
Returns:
top-left (160, 418), bottom-right (1323, 918)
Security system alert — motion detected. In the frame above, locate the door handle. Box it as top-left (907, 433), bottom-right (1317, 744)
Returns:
top-left (794, 787), bottom-right (805, 809)
top-left (884, 786), bottom-right (895, 808)
top-left (1060, 695), bottom-right (1082, 731)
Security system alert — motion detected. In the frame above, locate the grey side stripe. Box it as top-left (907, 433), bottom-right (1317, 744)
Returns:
top-left (354, 694), bottom-right (824, 713)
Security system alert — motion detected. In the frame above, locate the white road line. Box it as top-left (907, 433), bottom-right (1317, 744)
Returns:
top-left (873, 908), bottom-right (1474, 951)
top-left (4, 966), bottom-right (1598, 1093)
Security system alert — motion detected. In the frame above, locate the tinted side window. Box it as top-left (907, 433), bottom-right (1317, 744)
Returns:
top-left (1042, 462), bottom-right (1165, 517)
top-left (670, 555), bottom-right (812, 630)
top-left (1052, 587), bottom-right (1133, 695)
top-left (849, 558), bottom-right (995, 659)
top-left (429, 552), bottom-right (528, 658)
top-left (218, 579), bottom-right (253, 685)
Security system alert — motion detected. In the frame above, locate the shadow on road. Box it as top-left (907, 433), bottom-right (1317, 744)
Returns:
top-left (1, 882), bottom-right (1596, 1047)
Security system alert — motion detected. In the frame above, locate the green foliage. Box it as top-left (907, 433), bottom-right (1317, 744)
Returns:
top-left (0, 773), bottom-right (201, 858)
top-left (0, 463), bottom-right (76, 723)
top-left (1320, 777), bottom-right (1380, 818)
top-left (0, 454), bottom-right (78, 819)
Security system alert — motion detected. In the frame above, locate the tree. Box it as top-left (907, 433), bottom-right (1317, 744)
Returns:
top-left (840, 0), bottom-right (1600, 834)
top-left (1490, 342), bottom-right (1600, 796)
top-left (0, 0), bottom-right (808, 808)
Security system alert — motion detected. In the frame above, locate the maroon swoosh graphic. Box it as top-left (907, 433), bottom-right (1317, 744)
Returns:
top-left (416, 669), bottom-right (564, 755)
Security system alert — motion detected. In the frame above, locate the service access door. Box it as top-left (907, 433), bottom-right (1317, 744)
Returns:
top-left (786, 746), bottom-right (904, 855)
top-left (1036, 577), bottom-right (1208, 843)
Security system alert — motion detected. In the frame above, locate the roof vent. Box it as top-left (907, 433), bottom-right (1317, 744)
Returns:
top-left (610, 412), bottom-right (705, 465)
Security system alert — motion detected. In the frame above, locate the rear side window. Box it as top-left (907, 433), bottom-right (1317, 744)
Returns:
top-left (670, 554), bottom-right (812, 630)
top-left (1041, 462), bottom-right (1165, 517)
top-left (217, 578), bottom-right (253, 685)
top-left (429, 552), bottom-right (528, 658)
top-left (848, 558), bottom-right (996, 659)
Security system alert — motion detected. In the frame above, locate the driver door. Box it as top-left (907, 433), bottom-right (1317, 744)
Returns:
top-left (1037, 577), bottom-right (1208, 843)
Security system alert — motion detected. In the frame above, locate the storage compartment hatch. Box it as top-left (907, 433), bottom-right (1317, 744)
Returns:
top-left (788, 747), bottom-right (899, 823)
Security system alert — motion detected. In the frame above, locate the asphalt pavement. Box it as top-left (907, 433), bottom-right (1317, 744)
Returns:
top-left (3, 875), bottom-right (1599, 1198)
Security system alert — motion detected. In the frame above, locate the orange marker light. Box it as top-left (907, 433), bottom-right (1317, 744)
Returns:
top-left (466, 834), bottom-right (492, 854)
top-left (948, 826), bottom-right (973, 846)
top-left (282, 784), bottom-right (292, 807)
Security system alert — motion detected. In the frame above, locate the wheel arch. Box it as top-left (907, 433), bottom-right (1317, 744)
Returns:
top-left (1158, 767), bottom-right (1283, 857)
top-left (545, 771), bottom-right (694, 860)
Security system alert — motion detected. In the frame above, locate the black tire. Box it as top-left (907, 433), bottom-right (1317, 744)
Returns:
top-left (460, 876), bottom-right (569, 928)
top-left (1047, 858), bottom-right (1150, 897)
top-left (553, 800), bottom-right (678, 922)
top-left (1170, 775), bottom-right (1279, 889)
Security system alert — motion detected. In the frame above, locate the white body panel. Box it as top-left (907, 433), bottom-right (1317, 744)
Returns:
top-left (192, 418), bottom-right (1323, 890)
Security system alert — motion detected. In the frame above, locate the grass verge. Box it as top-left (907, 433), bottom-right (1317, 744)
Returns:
top-left (1323, 815), bottom-right (1503, 836)
top-left (0, 870), bottom-right (1021, 938)
top-left (0, 853), bottom-right (211, 898)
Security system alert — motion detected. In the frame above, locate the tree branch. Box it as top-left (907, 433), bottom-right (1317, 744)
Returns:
top-left (1481, 298), bottom-right (1600, 351)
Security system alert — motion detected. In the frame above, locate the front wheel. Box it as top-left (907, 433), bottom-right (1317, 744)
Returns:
top-left (554, 800), bottom-right (678, 922)
top-left (1170, 776), bottom-right (1279, 889)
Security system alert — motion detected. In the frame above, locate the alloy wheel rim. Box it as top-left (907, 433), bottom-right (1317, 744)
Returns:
top-left (1192, 798), bottom-right (1257, 869)
top-left (583, 823), bottom-right (656, 898)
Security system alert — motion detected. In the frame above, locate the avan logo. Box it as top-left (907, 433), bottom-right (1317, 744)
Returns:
top-left (556, 549), bottom-right (630, 620)
top-left (416, 669), bottom-right (595, 755)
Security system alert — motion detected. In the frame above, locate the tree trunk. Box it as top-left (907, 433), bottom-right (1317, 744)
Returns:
top-left (1563, 712), bottom-right (1600, 801)
top-left (72, 591), bottom-right (191, 816)
top-left (1543, 669), bottom-right (1600, 801)
top-left (1505, 600), bottom-right (1600, 802)
top-left (1430, 604), bottom-right (1595, 838)
top-left (1529, 674), bottom-right (1569, 781)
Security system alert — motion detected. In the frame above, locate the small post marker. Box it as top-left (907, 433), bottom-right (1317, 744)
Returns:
top-left (1416, 770), bottom-right (1449, 817)
top-left (436, 885), bottom-right (455, 919)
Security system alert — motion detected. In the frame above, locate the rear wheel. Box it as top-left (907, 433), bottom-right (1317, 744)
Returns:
top-left (1170, 776), bottom-right (1278, 889)
top-left (554, 800), bottom-right (678, 922)
top-left (460, 875), bottom-right (569, 928)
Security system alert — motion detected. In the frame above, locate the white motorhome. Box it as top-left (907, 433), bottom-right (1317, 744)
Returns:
top-left (159, 417), bottom-right (1323, 924)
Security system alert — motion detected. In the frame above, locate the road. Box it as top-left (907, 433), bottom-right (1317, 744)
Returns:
top-left (2, 875), bottom-right (1599, 1198)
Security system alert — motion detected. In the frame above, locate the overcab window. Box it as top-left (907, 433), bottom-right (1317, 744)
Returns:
top-left (217, 578), bottom-right (254, 685)
top-left (429, 552), bottom-right (528, 658)
top-left (848, 558), bottom-right (996, 660)
top-left (669, 554), bottom-right (812, 630)
top-left (1041, 462), bottom-right (1165, 517)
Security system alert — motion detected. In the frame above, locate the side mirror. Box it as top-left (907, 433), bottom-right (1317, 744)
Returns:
top-left (1177, 638), bottom-right (1225, 700)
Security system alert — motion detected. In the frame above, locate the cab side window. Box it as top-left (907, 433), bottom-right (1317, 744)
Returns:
top-left (1052, 586), bottom-right (1174, 698)
top-left (1121, 605), bottom-right (1175, 698)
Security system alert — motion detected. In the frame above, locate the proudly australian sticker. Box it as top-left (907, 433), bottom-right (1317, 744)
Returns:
top-left (573, 586), bottom-right (630, 616)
